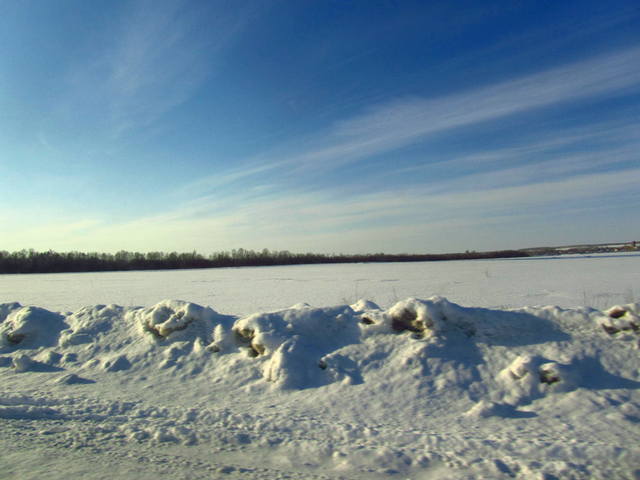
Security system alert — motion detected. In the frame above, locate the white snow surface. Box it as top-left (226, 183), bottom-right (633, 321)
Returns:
top-left (1, 253), bottom-right (639, 315)
top-left (1, 290), bottom-right (639, 479)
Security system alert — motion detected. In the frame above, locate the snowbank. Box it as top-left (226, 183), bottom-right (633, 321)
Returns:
top-left (129, 299), bottom-right (220, 342)
top-left (233, 304), bottom-right (362, 388)
top-left (0, 296), bottom-right (637, 397)
top-left (0, 304), bottom-right (67, 350)
top-left (1, 297), bottom-right (639, 479)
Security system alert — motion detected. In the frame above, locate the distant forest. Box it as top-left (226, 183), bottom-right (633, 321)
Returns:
top-left (0, 248), bottom-right (528, 274)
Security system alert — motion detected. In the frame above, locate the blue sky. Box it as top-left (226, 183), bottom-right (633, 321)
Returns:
top-left (1, 0), bottom-right (639, 254)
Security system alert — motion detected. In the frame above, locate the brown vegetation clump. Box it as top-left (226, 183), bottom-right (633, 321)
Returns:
top-left (144, 318), bottom-right (193, 339)
top-left (390, 308), bottom-right (429, 336)
top-left (608, 307), bottom-right (627, 319)
top-left (601, 306), bottom-right (639, 335)
top-left (5, 333), bottom-right (25, 345)
top-left (233, 327), bottom-right (265, 357)
top-left (538, 363), bottom-right (561, 385)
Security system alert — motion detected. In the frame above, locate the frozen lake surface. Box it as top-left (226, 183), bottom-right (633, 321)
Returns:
top-left (1, 253), bottom-right (638, 314)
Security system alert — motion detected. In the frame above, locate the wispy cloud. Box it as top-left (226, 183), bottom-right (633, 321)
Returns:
top-left (104, 0), bottom-right (245, 136)
top-left (387, 119), bottom-right (640, 195)
top-left (298, 45), bottom-right (640, 171)
top-left (183, 45), bottom-right (640, 194)
top-left (23, 41), bottom-right (640, 254)
top-left (142, 44), bottom-right (640, 253)
top-left (49, 159), bottom-right (639, 253)
top-left (57, 0), bottom-right (258, 140)
top-left (399, 121), bottom-right (640, 172)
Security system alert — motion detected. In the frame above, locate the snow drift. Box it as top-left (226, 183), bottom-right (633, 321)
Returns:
top-left (1, 296), bottom-right (639, 479)
top-left (1, 297), bottom-right (637, 389)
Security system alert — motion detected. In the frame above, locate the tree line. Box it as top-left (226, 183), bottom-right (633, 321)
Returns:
top-left (0, 248), bottom-right (528, 274)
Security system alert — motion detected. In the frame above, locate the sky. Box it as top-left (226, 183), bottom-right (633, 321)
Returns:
top-left (1, 0), bottom-right (639, 255)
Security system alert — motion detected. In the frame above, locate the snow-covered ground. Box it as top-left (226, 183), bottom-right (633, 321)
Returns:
top-left (1, 254), bottom-right (639, 479)
top-left (1, 253), bottom-right (639, 314)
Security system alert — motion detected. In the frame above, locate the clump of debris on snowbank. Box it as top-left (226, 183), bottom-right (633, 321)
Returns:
top-left (1, 297), bottom-right (638, 398)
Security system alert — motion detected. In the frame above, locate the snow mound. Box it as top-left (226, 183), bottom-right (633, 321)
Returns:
top-left (377, 296), bottom-right (475, 337)
top-left (0, 297), bottom-right (637, 397)
top-left (357, 296), bottom-right (568, 345)
top-left (598, 303), bottom-right (639, 336)
top-left (55, 373), bottom-right (95, 385)
top-left (493, 354), bottom-right (578, 407)
top-left (128, 299), bottom-right (219, 343)
top-left (233, 305), bottom-right (361, 388)
top-left (350, 299), bottom-right (381, 312)
top-left (227, 296), bottom-right (578, 390)
top-left (12, 353), bottom-right (34, 372)
top-left (0, 304), bottom-right (67, 350)
top-left (0, 302), bottom-right (22, 322)
top-left (59, 304), bottom-right (124, 346)
top-left (102, 354), bottom-right (132, 372)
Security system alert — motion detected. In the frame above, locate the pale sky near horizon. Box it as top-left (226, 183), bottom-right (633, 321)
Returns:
top-left (1, 0), bottom-right (639, 254)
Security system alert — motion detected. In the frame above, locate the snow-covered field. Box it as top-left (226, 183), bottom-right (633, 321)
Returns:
top-left (1, 254), bottom-right (639, 479)
top-left (2, 253), bottom-right (639, 314)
